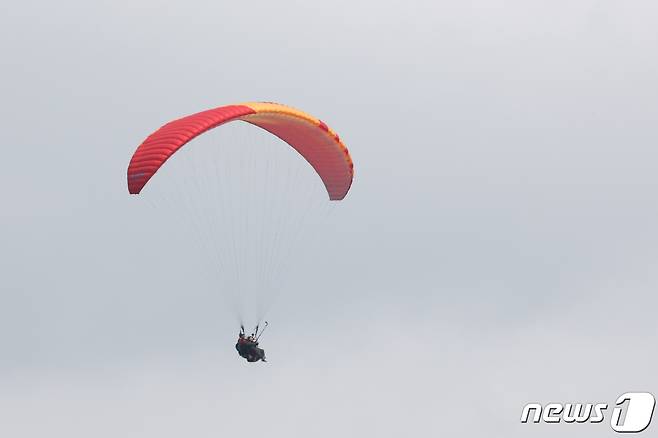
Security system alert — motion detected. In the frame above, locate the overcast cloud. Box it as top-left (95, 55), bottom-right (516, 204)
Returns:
top-left (1, 1), bottom-right (658, 436)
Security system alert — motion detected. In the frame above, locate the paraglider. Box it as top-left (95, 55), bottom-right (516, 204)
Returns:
top-left (127, 102), bottom-right (354, 363)
top-left (235, 323), bottom-right (267, 362)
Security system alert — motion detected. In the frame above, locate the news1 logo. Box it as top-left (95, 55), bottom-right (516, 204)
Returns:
top-left (521, 392), bottom-right (655, 433)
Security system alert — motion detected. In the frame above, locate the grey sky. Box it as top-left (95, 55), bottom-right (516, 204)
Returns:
top-left (1, 0), bottom-right (658, 436)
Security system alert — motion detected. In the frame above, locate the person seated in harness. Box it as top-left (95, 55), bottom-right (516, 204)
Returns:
top-left (235, 325), bottom-right (267, 362)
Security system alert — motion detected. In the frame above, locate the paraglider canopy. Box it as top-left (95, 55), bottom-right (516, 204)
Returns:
top-left (127, 102), bottom-right (354, 200)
